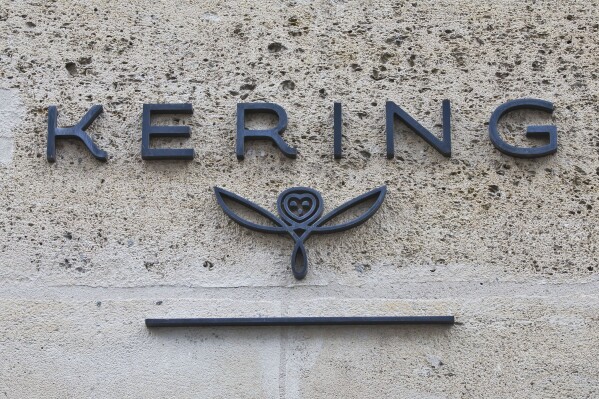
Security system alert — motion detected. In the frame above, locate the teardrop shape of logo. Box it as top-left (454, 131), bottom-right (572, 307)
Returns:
top-left (278, 187), bottom-right (323, 225)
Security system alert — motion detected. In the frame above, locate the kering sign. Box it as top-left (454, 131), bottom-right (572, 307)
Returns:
top-left (46, 98), bottom-right (557, 162)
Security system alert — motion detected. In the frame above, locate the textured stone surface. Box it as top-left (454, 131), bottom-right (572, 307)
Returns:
top-left (0, 89), bottom-right (24, 165)
top-left (0, 0), bottom-right (598, 397)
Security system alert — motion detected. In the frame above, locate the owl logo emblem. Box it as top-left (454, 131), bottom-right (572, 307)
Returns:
top-left (214, 186), bottom-right (386, 279)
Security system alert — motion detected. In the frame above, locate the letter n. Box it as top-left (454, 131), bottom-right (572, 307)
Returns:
top-left (385, 100), bottom-right (451, 158)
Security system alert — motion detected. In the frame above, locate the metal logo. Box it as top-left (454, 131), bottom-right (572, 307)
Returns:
top-left (214, 186), bottom-right (386, 279)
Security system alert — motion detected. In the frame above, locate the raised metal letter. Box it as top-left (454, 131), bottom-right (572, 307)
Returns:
top-left (488, 98), bottom-right (557, 158)
top-left (236, 103), bottom-right (297, 160)
top-left (386, 100), bottom-right (451, 158)
top-left (47, 105), bottom-right (107, 162)
top-left (141, 103), bottom-right (193, 160)
top-left (334, 102), bottom-right (342, 159)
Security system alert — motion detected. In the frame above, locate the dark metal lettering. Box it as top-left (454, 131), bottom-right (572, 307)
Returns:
top-left (386, 100), bottom-right (451, 158)
top-left (333, 102), bottom-right (342, 159)
top-left (141, 103), bottom-right (193, 160)
top-left (236, 103), bottom-right (297, 160)
top-left (488, 98), bottom-right (557, 158)
top-left (47, 105), bottom-right (107, 162)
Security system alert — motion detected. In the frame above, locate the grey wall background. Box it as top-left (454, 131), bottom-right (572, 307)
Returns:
top-left (0, 0), bottom-right (598, 397)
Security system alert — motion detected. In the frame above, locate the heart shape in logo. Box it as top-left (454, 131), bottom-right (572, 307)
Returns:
top-left (277, 188), bottom-right (324, 225)
top-left (284, 193), bottom-right (317, 221)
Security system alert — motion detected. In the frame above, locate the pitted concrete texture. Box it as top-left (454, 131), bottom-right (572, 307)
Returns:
top-left (0, 89), bottom-right (24, 165)
top-left (0, 0), bottom-right (598, 398)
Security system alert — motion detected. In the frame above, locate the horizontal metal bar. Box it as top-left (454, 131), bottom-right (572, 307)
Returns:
top-left (145, 316), bottom-right (454, 328)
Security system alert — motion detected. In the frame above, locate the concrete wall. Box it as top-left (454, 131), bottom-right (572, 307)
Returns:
top-left (0, 0), bottom-right (598, 397)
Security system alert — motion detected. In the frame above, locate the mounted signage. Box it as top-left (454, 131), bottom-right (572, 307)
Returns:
top-left (45, 98), bottom-right (556, 328)
top-left (46, 98), bottom-right (558, 162)
top-left (214, 185), bottom-right (386, 279)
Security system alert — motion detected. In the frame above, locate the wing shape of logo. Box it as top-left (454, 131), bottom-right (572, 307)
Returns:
top-left (214, 185), bottom-right (386, 279)
top-left (214, 187), bottom-right (287, 234)
top-left (313, 186), bottom-right (386, 234)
